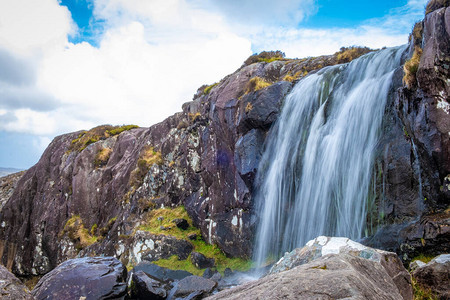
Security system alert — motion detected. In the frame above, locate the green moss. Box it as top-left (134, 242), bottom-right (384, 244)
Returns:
top-left (204, 83), bottom-right (218, 95)
top-left (412, 254), bottom-right (434, 264)
top-left (243, 51), bottom-right (286, 66)
top-left (140, 206), bottom-right (253, 275)
top-left (107, 125), bottom-right (138, 136)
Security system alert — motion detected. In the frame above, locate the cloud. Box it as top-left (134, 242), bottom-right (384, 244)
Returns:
top-left (207, 0), bottom-right (317, 26)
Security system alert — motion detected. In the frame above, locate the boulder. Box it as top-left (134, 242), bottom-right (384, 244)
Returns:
top-left (169, 275), bottom-right (216, 298)
top-left (412, 254), bottom-right (450, 299)
top-left (0, 264), bottom-right (33, 300)
top-left (269, 236), bottom-right (413, 300)
top-left (130, 270), bottom-right (167, 300)
top-left (207, 253), bottom-right (409, 300)
top-left (173, 218), bottom-right (189, 230)
top-left (129, 231), bottom-right (194, 265)
top-left (132, 261), bottom-right (193, 282)
top-left (191, 252), bottom-right (215, 269)
top-left (32, 257), bottom-right (127, 300)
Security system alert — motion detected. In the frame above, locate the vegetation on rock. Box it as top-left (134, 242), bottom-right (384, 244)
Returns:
top-left (425, 0), bottom-right (450, 14)
top-left (244, 77), bottom-right (272, 95)
top-left (139, 206), bottom-right (252, 276)
top-left (243, 50), bottom-right (286, 66)
top-left (204, 82), bottom-right (218, 95)
top-left (335, 46), bottom-right (373, 64)
top-left (403, 46), bottom-right (423, 88)
top-left (129, 145), bottom-right (163, 189)
top-left (94, 147), bottom-right (112, 168)
top-left (60, 215), bottom-right (100, 250)
top-left (69, 124), bottom-right (138, 152)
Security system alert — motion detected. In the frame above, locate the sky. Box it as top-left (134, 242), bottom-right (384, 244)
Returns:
top-left (0, 0), bottom-right (427, 169)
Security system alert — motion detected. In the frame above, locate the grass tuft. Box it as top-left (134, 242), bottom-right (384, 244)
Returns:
top-left (243, 51), bottom-right (286, 66)
top-left (403, 46), bottom-right (422, 88)
top-left (69, 125), bottom-right (138, 152)
top-left (244, 77), bottom-right (271, 95)
top-left (60, 215), bottom-right (99, 250)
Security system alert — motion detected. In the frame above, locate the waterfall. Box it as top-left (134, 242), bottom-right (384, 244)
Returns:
top-left (253, 46), bottom-right (406, 266)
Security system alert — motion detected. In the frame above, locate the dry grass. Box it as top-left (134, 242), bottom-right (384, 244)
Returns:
top-left (129, 145), bottom-right (163, 189)
top-left (94, 147), bottom-right (112, 168)
top-left (244, 77), bottom-right (271, 95)
top-left (188, 112), bottom-right (201, 122)
top-left (403, 46), bottom-right (422, 88)
top-left (335, 46), bottom-right (373, 64)
top-left (204, 83), bottom-right (218, 95)
top-left (244, 51), bottom-right (286, 66)
top-left (412, 278), bottom-right (438, 300)
top-left (245, 102), bottom-right (253, 113)
top-left (61, 215), bottom-right (99, 250)
top-left (425, 0), bottom-right (450, 14)
top-left (69, 124), bottom-right (138, 152)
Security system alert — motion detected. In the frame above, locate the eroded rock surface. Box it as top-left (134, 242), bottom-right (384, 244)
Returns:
top-left (207, 254), bottom-right (409, 300)
top-left (0, 264), bottom-right (33, 300)
top-left (32, 257), bottom-right (127, 300)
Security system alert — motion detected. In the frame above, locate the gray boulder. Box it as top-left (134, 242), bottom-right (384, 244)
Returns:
top-left (412, 254), bottom-right (450, 299)
top-left (207, 253), bottom-right (409, 300)
top-left (191, 251), bottom-right (215, 269)
top-left (130, 270), bottom-right (167, 299)
top-left (32, 257), bottom-right (127, 300)
top-left (0, 264), bottom-right (33, 300)
top-left (169, 275), bottom-right (217, 299)
top-left (269, 236), bottom-right (413, 300)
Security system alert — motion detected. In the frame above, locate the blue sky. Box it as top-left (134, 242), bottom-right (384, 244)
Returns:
top-left (0, 0), bottom-right (427, 169)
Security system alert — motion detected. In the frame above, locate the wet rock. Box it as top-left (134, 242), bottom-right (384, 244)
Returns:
top-left (32, 257), bottom-right (127, 300)
top-left (170, 275), bottom-right (216, 298)
top-left (412, 254), bottom-right (450, 299)
top-left (191, 252), bottom-right (215, 269)
top-left (202, 267), bottom-right (219, 279)
top-left (132, 261), bottom-right (193, 282)
top-left (173, 218), bottom-right (189, 230)
top-left (270, 236), bottom-right (413, 300)
top-left (207, 253), bottom-right (410, 300)
top-left (130, 270), bottom-right (167, 300)
top-left (223, 268), bottom-right (233, 278)
top-left (0, 264), bottom-right (33, 300)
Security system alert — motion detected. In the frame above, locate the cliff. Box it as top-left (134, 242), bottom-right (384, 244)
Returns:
top-left (0, 2), bottom-right (448, 279)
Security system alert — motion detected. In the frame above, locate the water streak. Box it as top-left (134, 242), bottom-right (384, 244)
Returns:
top-left (253, 46), bottom-right (406, 266)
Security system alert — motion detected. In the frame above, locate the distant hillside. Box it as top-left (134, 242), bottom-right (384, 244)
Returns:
top-left (0, 168), bottom-right (23, 177)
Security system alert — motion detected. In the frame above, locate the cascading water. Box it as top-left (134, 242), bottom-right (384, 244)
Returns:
top-left (253, 46), bottom-right (406, 266)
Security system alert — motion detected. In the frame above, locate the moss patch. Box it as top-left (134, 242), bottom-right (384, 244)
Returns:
top-left (204, 83), bottom-right (218, 95)
top-left (412, 278), bottom-right (438, 300)
top-left (129, 145), bottom-right (163, 189)
top-left (243, 51), bottom-right (286, 66)
top-left (139, 206), bottom-right (252, 275)
top-left (94, 147), bottom-right (112, 168)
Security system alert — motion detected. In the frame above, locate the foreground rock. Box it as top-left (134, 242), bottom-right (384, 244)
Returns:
top-left (168, 275), bottom-right (217, 299)
top-left (130, 270), bottom-right (167, 299)
top-left (0, 264), bottom-right (33, 300)
top-left (131, 262), bottom-right (193, 282)
top-left (32, 257), bottom-right (127, 300)
top-left (412, 254), bottom-right (450, 299)
top-left (269, 236), bottom-right (413, 300)
top-left (207, 253), bottom-right (409, 300)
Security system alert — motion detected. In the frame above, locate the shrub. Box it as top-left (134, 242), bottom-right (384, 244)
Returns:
top-left (243, 50), bottom-right (286, 66)
top-left (403, 46), bottom-right (422, 88)
top-left (244, 77), bottom-right (271, 95)
top-left (245, 102), bottom-right (253, 113)
top-left (335, 46), bottom-right (373, 64)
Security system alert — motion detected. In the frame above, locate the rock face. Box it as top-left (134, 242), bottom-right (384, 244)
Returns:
top-left (269, 236), bottom-right (413, 300)
top-left (32, 257), bottom-right (127, 300)
top-left (412, 254), bottom-right (450, 299)
top-left (0, 171), bottom-right (23, 212)
top-left (130, 270), bottom-right (167, 300)
top-left (169, 275), bottom-right (217, 299)
top-left (0, 264), bottom-right (33, 300)
top-left (207, 253), bottom-right (409, 300)
top-left (365, 4), bottom-right (450, 261)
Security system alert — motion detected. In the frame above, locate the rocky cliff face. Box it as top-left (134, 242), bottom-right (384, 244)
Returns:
top-left (0, 3), bottom-right (448, 278)
top-left (365, 4), bottom-right (449, 261)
